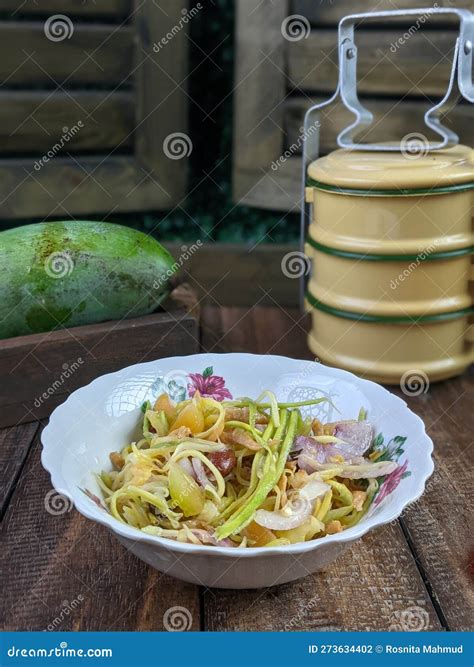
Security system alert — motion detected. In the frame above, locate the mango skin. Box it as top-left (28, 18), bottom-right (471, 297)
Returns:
top-left (0, 221), bottom-right (176, 338)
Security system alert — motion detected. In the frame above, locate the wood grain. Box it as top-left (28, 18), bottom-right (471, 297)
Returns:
top-left (0, 91), bottom-right (133, 153)
top-left (288, 30), bottom-right (457, 96)
top-left (232, 0), bottom-right (287, 201)
top-left (395, 374), bottom-right (474, 631)
top-left (0, 23), bottom-right (134, 87)
top-left (0, 433), bottom-right (200, 631)
top-left (1, 0), bottom-right (131, 17)
top-left (0, 422), bottom-right (38, 518)
top-left (0, 309), bottom-right (199, 428)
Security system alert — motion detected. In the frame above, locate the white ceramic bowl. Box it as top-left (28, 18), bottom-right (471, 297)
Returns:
top-left (41, 353), bottom-right (434, 589)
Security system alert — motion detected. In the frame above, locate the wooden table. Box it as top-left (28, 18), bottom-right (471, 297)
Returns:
top-left (1, 306), bottom-right (472, 632)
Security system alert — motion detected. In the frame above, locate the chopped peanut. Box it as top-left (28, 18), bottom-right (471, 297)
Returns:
top-left (220, 428), bottom-right (261, 451)
top-left (311, 418), bottom-right (324, 435)
top-left (352, 490), bottom-right (367, 512)
top-left (168, 426), bottom-right (192, 439)
top-left (109, 451), bottom-right (124, 470)
top-left (292, 469), bottom-right (309, 489)
top-left (325, 520), bottom-right (343, 534)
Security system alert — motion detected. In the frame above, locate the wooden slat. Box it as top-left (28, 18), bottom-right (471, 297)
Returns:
top-left (395, 374), bottom-right (474, 631)
top-left (0, 422), bottom-right (38, 518)
top-left (0, 309), bottom-right (199, 428)
top-left (134, 0), bottom-right (190, 207)
top-left (288, 30), bottom-right (457, 96)
top-left (285, 97), bottom-right (474, 156)
top-left (200, 306), bottom-right (442, 631)
top-left (0, 91), bottom-right (134, 153)
top-left (0, 155), bottom-right (174, 217)
top-left (0, 23), bottom-right (133, 86)
top-left (2, 1), bottom-right (131, 17)
top-left (233, 156), bottom-right (301, 212)
top-left (293, 0), bottom-right (474, 25)
top-left (0, 433), bottom-right (200, 630)
top-left (166, 242), bottom-right (300, 309)
top-left (233, 0), bottom-right (287, 199)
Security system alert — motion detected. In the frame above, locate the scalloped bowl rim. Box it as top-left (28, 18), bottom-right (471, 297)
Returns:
top-left (41, 353), bottom-right (434, 558)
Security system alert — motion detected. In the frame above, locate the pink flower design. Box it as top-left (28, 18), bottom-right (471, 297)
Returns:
top-left (374, 459), bottom-right (409, 506)
top-left (188, 367), bottom-right (232, 401)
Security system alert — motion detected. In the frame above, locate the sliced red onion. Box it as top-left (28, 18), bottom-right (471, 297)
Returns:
top-left (254, 495), bottom-right (312, 531)
top-left (295, 420), bottom-right (374, 471)
top-left (192, 457), bottom-right (209, 488)
top-left (300, 459), bottom-right (399, 479)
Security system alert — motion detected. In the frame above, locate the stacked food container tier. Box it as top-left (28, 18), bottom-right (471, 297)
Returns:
top-left (305, 145), bottom-right (474, 383)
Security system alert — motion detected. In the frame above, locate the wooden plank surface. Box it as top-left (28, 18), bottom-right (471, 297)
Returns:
top-left (395, 373), bottom-right (474, 631)
top-left (0, 430), bottom-right (200, 631)
top-left (293, 0), bottom-right (474, 25)
top-left (1, 306), bottom-right (472, 630)
top-left (0, 23), bottom-right (133, 86)
top-left (0, 91), bottom-right (134, 153)
top-left (0, 309), bottom-right (199, 428)
top-left (2, 0), bottom-right (131, 18)
top-left (0, 422), bottom-right (38, 518)
top-left (288, 30), bottom-right (457, 96)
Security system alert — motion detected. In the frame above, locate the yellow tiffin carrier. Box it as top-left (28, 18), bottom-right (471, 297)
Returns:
top-left (301, 8), bottom-right (474, 384)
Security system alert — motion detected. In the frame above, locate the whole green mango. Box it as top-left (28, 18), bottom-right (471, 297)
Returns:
top-left (0, 220), bottom-right (176, 338)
